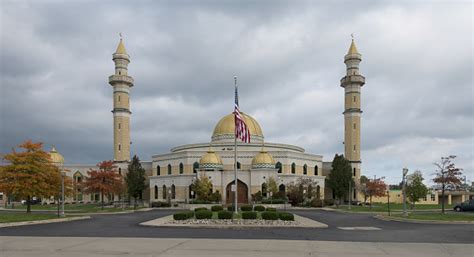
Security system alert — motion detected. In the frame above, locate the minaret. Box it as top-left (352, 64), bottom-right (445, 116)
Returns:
top-left (109, 37), bottom-right (134, 162)
top-left (340, 38), bottom-right (365, 198)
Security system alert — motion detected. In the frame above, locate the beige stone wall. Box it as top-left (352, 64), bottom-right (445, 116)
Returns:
top-left (113, 115), bottom-right (130, 162)
top-left (344, 114), bottom-right (360, 161)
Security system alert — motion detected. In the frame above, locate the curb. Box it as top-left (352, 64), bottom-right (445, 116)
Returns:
top-left (0, 216), bottom-right (91, 228)
top-left (374, 215), bottom-right (474, 225)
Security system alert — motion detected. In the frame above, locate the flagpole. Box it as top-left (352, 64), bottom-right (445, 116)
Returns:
top-left (234, 76), bottom-right (238, 214)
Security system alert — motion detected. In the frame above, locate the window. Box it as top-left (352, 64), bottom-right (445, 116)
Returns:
top-left (317, 185), bottom-right (321, 198)
top-left (291, 163), bottom-right (296, 174)
top-left (156, 165), bottom-right (160, 176)
top-left (353, 144), bottom-right (356, 151)
top-left (193, 162), bottom-right (199, 173)
top-left (189, 185), bottom-right (195, 199)
top-left (118, 168), bottom-right (121, 175)
top-left (179, 163), bottom-right (184, 174)
top-left (118, 95), bottom-right (121, 102)
top-left (118, 144), bottom-right (121, 151)
top-left (303, 164), bottom-right (307, 175)
top-left (237, 162), bottom-right (241, 170)
top-left (118, 123), bottom-right (121, 130)
top-left (353, 96), bottom-right (356, 102)
top-left (154, 186), bottom-right (158, 199)
top-left (279, 184), bottom-right (286, 193)
top-left (171, 184), bottom-right (176, 199)
top-left (431, 194), bottom-right (436, 201)
top-left (314, 165), bottom-right (318, 176)
top-left (353, 123), bottom-right (356, 130)
top-left (162, 185), bottom-right (167, 199)
top-left (262, 183), bottom-right (268, 197)
top-left (167, 164), bottom-right (172, 175)
top-left (353, 168), bottom-right (356, 176)
top-left (423, 196), bottom-right (427, 201)
top-left (276, 162), bottom-right (282, 173)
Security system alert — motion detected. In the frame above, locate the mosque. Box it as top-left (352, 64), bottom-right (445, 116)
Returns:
top-left (45, 38), bottom-right (365, 205)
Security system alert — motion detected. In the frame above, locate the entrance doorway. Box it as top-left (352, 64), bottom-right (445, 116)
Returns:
top-left (226, 180), bottom-right (248, 204)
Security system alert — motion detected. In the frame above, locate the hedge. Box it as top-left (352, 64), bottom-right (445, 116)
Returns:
top-left (194, 207), bottom-right (208, 212)
top-left (266, 207), bottom-right (277, 212)
top-left (217, 210), bottom-right (233, 219)
top-left (195, 210), bottom-right (213, 219)
top-left (189, 200), bottom-right (213, 204)
top-left (261, 199), bottom-right (286, 204)
top-left (227, 206), bottom-right (236, 212)
top-left (211, 205), bottom-right (224, 212)
top-left (261, 211), bottom-right (279, 220)
top-left (173, 211), bottom-right (194, 220)
top-left (278, 212), bottom-right (294, 221)
top-left (240, 205), bottom-right (252, 211)
top-left (151, 201), bottom-right (171, 208)
top-left (242, 211), bottom-right (257, 219)
top-left (253, 205), bottom-right (265, 212)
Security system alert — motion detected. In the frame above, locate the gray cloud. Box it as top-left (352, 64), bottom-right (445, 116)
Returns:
top-left (1, 0), bottom-right (472, 184)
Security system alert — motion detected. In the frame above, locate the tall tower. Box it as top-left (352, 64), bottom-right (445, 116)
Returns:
top-left (341, 38), bottom-right (365, 198)
top-left (109, 38), bottom-right (134, 162)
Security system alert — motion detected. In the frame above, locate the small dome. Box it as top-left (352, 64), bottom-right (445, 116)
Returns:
top-left (252, 149), bottom-right (275, 169)
top-left (199, 149), bottom-right (223, 169)
top-left (49, 146), bottom-right (64, 165)
top-left (212, 112), bottom-right (263, 142)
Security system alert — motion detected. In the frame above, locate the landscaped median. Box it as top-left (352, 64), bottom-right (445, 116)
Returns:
top-left (140, 204), bottom-right (328, 228)
top-left (376, 212), bottom-right (474, 224)
top-left (0, 213), bottom-right (90, 228)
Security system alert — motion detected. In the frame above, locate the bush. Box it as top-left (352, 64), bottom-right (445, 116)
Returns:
top-left (194, 207), bottom-right (208, 212)
top-left (324, 199), bottom-right (334, 206)
top-left (173, 203), bottom-right (179, 207)
top-left (151, 201), bottom-right (171, 208)
top-left (227, 205), bottom-right (236, 212)
top-left (195, 210), bottom-right (213, 219)
top-left (208, 191), bottom-right (222, 203)
top-left (211, 205), bottom-right (223, 212)
top-left (266, 207), bottom-right (277, 212)
top-left (311, 199), bottom-right (323, 207)
top-left (173, 211), bottom-right (194, 220)
top-left (278, 212), bottom-right (294, 221)
top-left (217, 210), bottom-right (233, 219)
top-left (261, 198), bottom-right (286, 204)
top-left (242, 211), bottom-right (257, 219)
top-left (240, 205), bottom-right (252, 211)
top-left (189, 200), bottom-right (213, 204)
top-left (254, 205), bottom-right (265, 212)
top-left (261, 211), bottom-right (279, 220)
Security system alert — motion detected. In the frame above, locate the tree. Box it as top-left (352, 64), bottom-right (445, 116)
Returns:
top-left (326, 154), bottom-right (354, 205)
top-left (125, 155), bottom-right (147, 209)
top-left (433, 156), bottom-right (463, 214)
top-left (82, 161), bottom-right (123, 209)
top-left (191, 174), bottom-right (213, 201)
top-left (287, 177), bottom-right (319, 206)
top-left (266, 177), bottom-right (278, 197)
top-left (366, 178), bottom-right (387, 208)
top-left (406, 170), bottom-right (428, 209)
top-left (0, 140), bottom-right (61, 213)
top-left (358, 175), bottom-right (370, 203)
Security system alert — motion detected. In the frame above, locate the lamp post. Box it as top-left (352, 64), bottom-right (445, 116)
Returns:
top-left (402, 168), bottom-right (409, 217)
top-left (387, 185), bottom-right (390, 216)
top-left (60, 171), bottom-right (65, 217)
top-left (348, 180), bottom-right (352, 210)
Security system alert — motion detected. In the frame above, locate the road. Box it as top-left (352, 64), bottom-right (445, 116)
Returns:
top-left (1, 209), bottom-right (472, 243)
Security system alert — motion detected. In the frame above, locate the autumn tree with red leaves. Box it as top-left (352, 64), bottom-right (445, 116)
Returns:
top-left (82, 161), bottom-right (123, 209)
top-left (0, 140), bottom-right (62, 213)
top-left (366, 177), bottom-right (387, 208)
top-left (433, 156), bottom-right (463, 214)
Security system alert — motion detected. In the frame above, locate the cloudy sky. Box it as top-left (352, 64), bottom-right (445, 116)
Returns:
top-left (1, 0), bottom-right (472, 184)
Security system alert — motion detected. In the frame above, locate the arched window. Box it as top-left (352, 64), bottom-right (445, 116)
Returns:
top-left (189, 185), bottom-right (195, 199)
top-left (316, 185), bottom-right (321, 199)
top-left (262, 183), bottom-right (268, 197)
top-left (276, 162), bottom-right (282, 173)
top-left (279, 184), bottom-right (286, 193)
top-left (237, 162), bottom-right (241, 169)
top-left (193, 162), bottom-right (199, 173)
top-left (303, 164), bottom-right (307, 175)
top-left (171, 184), bottom-right (176, 199)
top-left (162, 185), bottom-right (167, 199)
top-left (118, 168), bottom-right (122, 175)
top-left (314, 165), bottom-right (318, 176)
top-left (291, 163), bottom-right (296, 174)
top-left (157, 165), bottom-right (161, 176)
top-left (179, 163), bottom-right (184, 174)
top-left (154, 185), bottom-right (158, 199)
top-left (167, 164), bottom-right (172, 175)
top-left (353, 167), bottom-right (356, 176)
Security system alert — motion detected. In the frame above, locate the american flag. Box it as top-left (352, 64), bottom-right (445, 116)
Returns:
top-left (234, 78), bottom-right (250, 143)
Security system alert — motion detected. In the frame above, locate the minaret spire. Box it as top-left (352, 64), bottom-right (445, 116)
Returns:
top-left (341, 36), bottom-right (365, 201)
top-left (109, 37), bottom-right (134, 162)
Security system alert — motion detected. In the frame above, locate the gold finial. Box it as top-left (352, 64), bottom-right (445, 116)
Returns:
top-left (351, 33), bottom-right (354, 40)
top-left (119, 32), bottom-right (123, 40)
top-left (51, 145), bottom-right (57, 152)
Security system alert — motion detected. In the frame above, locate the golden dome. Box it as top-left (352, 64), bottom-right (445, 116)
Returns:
top-left (252, 149), bottom-right (275, 168)
top-left (347, 39), bottom-right (360, 55)
top-left (212, 112), bottom-right (263, 139)
top-left (49, 146), bottom-right (64, 165)
top-left (199, 149), bottom-right (223, 169)
top-left (115, 39), bottom-right (127, 55)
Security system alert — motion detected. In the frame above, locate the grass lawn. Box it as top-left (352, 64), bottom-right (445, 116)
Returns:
top-left (0, 213), bottom-right (59, 223)
top-left (5, 204), bottom-right (144, 213)
top-left (388, 212), bottom-right (474, 222)
top-left (335, 203), bottom-right (454, 212)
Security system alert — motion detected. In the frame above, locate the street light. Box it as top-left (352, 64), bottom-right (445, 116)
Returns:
top-left (402, 168), bottom-right (409, 217)
top-left (60, 171), bottom-right (66, 217)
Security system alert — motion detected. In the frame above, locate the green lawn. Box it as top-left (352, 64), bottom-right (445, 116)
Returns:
top-left (0, 213), bottom-right (59, 223)
top-left (336, 203), bottom-right (454, 212)
top-left (5, 204), bottom-right (144, 213)
top-left (388, 212), bottom-right (474, 222)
